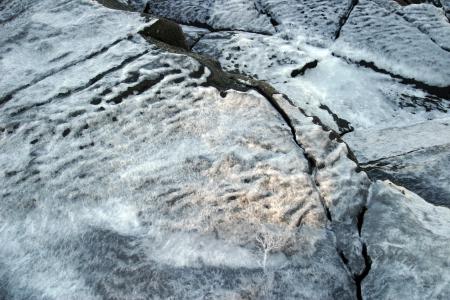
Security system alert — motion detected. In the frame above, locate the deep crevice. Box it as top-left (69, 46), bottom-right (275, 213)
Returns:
top-left (335, 0), bottom-right (359, 40)
top-left (355, 243), bottom-right (372, 300)
top-left (352, 203), bottom-right (372, 300)
top-left (339, 250), bottom-right (349, 265)
top-left (357, 206), bottom-right (367, 236)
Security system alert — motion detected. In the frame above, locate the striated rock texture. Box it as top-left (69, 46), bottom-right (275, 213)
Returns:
top-left (0, 0), bottom-right (449, 299)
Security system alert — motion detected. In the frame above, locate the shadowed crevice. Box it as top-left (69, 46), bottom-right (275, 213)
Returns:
top-left (335, 0), bottom-right (359, 40)
top-left (291, 60), bottom-right (319, 77)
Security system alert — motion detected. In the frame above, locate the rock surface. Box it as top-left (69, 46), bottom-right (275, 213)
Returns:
top-left (0, 0), bottom-right (449, 299)
top-left (363, 181), bottom-right (450, 299)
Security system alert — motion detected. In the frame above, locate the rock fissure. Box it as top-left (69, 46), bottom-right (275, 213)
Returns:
top-left (360, 148), bottom-right (426, 169)
top-left (140, 20), bottom-right (338, 225)
top-left (178, 20), bottom-right (274, 36)
top-left (247, 86), bottom-right (334, 224)
top-left (355, 242), bottom-right (372, 300)
top-left (335, 0), bottom-right (359, 40)
top-left (353, 201), bottom-right (372, 300)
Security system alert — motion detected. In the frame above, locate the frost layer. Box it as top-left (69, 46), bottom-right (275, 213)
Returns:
top-left (363, 181), bottom-right (450, 299)
top-left (0, 0), bottom-right (364, 298)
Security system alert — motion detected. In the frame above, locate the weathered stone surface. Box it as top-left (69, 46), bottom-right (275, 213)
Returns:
top-left (0, 1), bottom-right (361, 298)
top-left (334, 0), bottom-right (450, 87)
top-left (363, 181), bottom-right (450, 299)
top-left (1, 0), bottom-right (449, 299)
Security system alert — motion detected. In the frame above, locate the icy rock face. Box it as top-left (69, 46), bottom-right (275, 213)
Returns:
top-left (145, 0), bottom-right (275, 34)
top-left (146, 0), bottom-right (355, 44)
top-left (257, 0), bottom-right (355, 43)
top-left (400, 3), bottom-right (450, 51)
top-left (269, 94), bottom-right (371, 276)
top-left (334, 0), bottom-right (450, 87)
top-left (193, 31), bottom-right (449, 135)
top-left (1, 0), bottom-right (450, 298)
top-left (364, 144), bottom-right (450, 208)
top-left (191, 32), bottom-right (346, 130)
top-left (346, 117), bottom-right (450, 208)
top-left (363, 181), bottom-right (450, 299)
top-left (0, 0), bottom-right (369, 298)
top-left (0, 0), bottom-right (146, 103)
top-left (345, 117), bottom-right (450, 163)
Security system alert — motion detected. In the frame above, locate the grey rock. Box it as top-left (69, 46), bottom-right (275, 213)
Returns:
top-left (363, 181), bottom-right (450, 299)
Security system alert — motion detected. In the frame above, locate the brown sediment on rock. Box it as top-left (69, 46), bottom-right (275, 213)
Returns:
top-left (139, 19), bottom-right (190, 51)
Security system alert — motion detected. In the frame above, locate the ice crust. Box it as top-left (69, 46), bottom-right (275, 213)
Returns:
top-left (363, 181), bottom-right (450, 299)
top-left (1, 0), bottom-right (450, 299)
top-left (0, 1), bottom-right (366, 298)
top-left (334, 0), bottom-right (450, 87)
